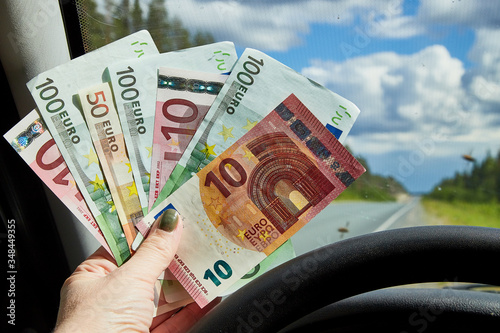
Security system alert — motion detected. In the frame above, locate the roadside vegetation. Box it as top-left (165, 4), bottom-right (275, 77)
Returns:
top-left (80, 0), bottom-right (215, 52)
top-left (422, 199), bottom-right (500, 228)
top-left (336, 154), bottom-right (407, 202)
top-left (423, 151), bottom-right (500, 228)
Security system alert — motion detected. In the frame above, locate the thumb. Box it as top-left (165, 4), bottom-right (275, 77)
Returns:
top-left (120, 209), bottom-right (182, 284)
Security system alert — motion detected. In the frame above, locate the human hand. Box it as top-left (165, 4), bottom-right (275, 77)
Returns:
top-left (54, 209), bottom-right (220, 333)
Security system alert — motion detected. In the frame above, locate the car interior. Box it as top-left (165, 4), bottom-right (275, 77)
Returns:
top-left (1, 1), bottom-right (499, 332)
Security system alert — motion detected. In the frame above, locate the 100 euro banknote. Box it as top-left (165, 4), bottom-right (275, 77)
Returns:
top-left (141, 94), bottom-right (365, 307)
top-left (107, 42), bottom-right (237, 215)
top-left (3, 110), bottom-right (111, 253)
top-left (26, 30), bottom-right (158, 264)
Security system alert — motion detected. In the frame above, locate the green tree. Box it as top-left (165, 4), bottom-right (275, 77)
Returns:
top-left (479, 152), bottom-right (498, 200)
top-left (496, 151), bottom-right (500, 202)
top-left (79, 0), bottom-right (110, 51)
top-left (170, 17), bottom-right (191, 50)
top-left (113, 0), bottom-right (131, 39)
top-left (193, 31), bottom-right (216, 47)
top-left (336, 152), bottom-right (407, 202)
top-left (102, 0), bottom-right (116, 43)
top-left (427, 150), bottom-right (500, 203)
top-left (147, 0), bottom-right (173, 51)
top-left (144, 0), bottom-right (216, 52)
top-left (131, 0), bottom-right (144, 31)
top-left (81, 0), bottom-right (217, 53)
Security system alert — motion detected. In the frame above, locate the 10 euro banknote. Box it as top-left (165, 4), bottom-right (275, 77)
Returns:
top-left (138, 48), bottom-right (361, 235)
top-left (140, 94), bottom-right (365, 307)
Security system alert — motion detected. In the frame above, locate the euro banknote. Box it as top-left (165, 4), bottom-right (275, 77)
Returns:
top-left (147, 48), bottom-right (360, 223)
top-left (79, 82), bottom-right (143, 248)
top-left (219, 237), bottom-right (295, 296)
top-left (3, 109), bottom-right (111, 254)
top-left (147, 67), bottom-right (229, 219)
top-left (26, 30), bottom-right (158, 265)
top-left (107, 42), bottom-right (237, 215)
top-left (140, 94), bottom-right (365, 307)
top-left (153, 280), bottom-right (193, 317)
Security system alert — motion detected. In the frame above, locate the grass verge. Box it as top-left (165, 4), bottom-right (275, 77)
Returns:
top-left (422, 198), bottom-right (500, 228)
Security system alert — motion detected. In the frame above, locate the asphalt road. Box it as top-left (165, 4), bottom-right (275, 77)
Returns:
top-left (290, 196), bottom-right (429, 256)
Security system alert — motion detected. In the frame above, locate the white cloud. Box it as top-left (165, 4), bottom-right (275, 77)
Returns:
top-left (464, 28), bottom-right (500, 106)
top-left (164, 0), bottom-right (406, 50)
top-left (303, 45), bottom-right (465, 130)
top-left (366, 15), bottom-right (426, 38)
top-left (327, 1), bottom-right (500, 40)
top-left (301, 44), bottom-right (500, 159)
top-left (417, 0), bottom-right (500, 28)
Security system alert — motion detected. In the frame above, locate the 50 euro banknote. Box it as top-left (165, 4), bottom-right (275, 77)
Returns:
top-left (3, 109), bottom-right (111, 254)
top-left (141, 94), bottom-right (365, 307)
top-left (79, 82), bottom-right (144, 248)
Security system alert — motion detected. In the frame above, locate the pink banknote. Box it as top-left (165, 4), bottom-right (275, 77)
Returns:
top-left (4, 110), bottom-right (111, 253)
top-left (148, 67), bottom-right (228, 211)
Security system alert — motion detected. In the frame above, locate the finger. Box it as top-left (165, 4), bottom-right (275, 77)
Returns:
top-left (150, 305), bottom-right (185, 331)
top-left (150, 310), bottom-right (175, 331)
top-left (119, 209), bottom-right (182, 284)
top-left (151, 298), bottom-right (221, 333)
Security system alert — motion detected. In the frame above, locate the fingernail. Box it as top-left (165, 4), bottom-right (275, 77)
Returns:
top-left (159, 209), bottom-right (179, 232)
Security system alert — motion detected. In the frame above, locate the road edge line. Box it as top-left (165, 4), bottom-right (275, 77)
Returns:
top-left (373, 197), bottom-right (419, 232)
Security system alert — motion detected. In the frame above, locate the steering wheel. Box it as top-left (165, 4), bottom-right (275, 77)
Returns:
top-left (187, 225), bottom-right (500, 332)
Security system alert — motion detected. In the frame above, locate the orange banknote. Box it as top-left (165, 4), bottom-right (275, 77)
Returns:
top-left (141, 94), bottom-right (365, 307)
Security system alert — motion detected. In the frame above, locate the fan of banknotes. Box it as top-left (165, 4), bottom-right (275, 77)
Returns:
top-left (4, 30), bottom-right (365, 315)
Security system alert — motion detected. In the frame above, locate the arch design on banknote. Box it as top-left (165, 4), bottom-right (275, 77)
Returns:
top-left (246, 132), bottom-right (335, 234)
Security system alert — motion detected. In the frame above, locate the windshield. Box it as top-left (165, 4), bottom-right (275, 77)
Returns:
top-left (72, 0), bottom-right (500, 255)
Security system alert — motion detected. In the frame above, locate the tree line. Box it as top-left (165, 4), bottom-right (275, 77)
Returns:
top-left (338, 149), bottom-right (408, 201)
top-left (80, 0), bottom-right (215, 52)
top-left (427, 151), bottom-right (500, 203)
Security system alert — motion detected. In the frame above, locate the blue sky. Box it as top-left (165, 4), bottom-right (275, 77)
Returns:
top-left (102, 0), bottom-right (500, 193)
top-left (266, 21), bottom-right (476, 72)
